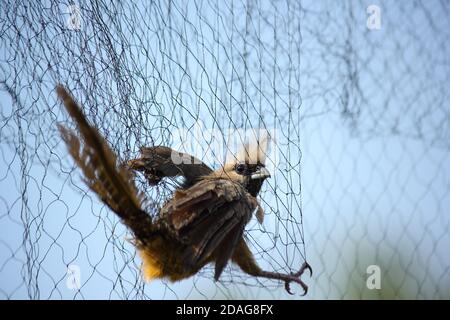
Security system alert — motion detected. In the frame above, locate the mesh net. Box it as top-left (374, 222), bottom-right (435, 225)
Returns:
top-left (1, 0), bottom-right (449, 299)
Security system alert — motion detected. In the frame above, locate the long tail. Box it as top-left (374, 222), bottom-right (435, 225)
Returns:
top-left (56, 85), bottom-right (154, 241)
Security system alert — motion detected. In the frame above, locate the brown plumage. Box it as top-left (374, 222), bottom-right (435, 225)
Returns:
top-left (56, 85), bottom-right (311, 295)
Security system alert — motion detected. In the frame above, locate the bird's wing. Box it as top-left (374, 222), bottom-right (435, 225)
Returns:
top-left (161, 179), bottom-right (261, 280)
top-left (56, 86), bottom-right (154, 242)
top-left (128, 146), bottom-right (213, 187)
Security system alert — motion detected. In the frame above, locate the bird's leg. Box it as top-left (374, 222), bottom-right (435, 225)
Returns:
top-left (257, 262), bottom-right (312, 296)
top-left (232, 239), bottom-right (312, 295)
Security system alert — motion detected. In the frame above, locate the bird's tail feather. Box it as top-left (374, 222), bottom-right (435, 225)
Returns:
top-left (56, 85), bottom-right (154, 240)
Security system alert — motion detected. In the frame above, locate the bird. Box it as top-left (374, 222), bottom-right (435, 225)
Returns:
top-left (56, 85), bottom-right (311, 295)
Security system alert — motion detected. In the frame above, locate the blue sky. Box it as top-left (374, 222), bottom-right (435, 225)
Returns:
top-left (1, 0), bottom-right (449, 299)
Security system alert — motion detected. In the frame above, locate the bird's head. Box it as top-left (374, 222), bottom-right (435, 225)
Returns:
top-left (213, 134), bottom-right (271, 196)
top-left (218, 162), bottom-right (270, 197)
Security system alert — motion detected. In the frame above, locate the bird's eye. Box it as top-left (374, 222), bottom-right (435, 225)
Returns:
top-left (235, 163), bottom-right (246, 174)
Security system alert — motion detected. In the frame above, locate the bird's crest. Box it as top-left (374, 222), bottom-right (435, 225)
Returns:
top-left (228, 131), bottom-right (270, 165)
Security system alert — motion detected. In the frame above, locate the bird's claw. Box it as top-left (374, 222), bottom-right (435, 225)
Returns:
top-left (284, 262), bottom-right (312, 296)
top-left (295, 261), bottom-right (313, 277)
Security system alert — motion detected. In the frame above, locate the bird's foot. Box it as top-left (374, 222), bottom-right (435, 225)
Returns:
top-left (284, 261), bottom-right (312, 296)
top-left (126, 159), bottom-right (161, 185)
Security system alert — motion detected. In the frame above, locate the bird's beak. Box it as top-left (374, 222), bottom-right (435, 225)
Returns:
top-left (251, 167), bottom-right (271, 180)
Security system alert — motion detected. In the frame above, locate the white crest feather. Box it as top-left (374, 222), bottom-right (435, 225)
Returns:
top-left (227, 130), bottom-right (270, 165)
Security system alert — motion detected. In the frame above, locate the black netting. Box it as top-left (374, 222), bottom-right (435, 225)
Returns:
top-left (1, 0), bottom-right (449, 299)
